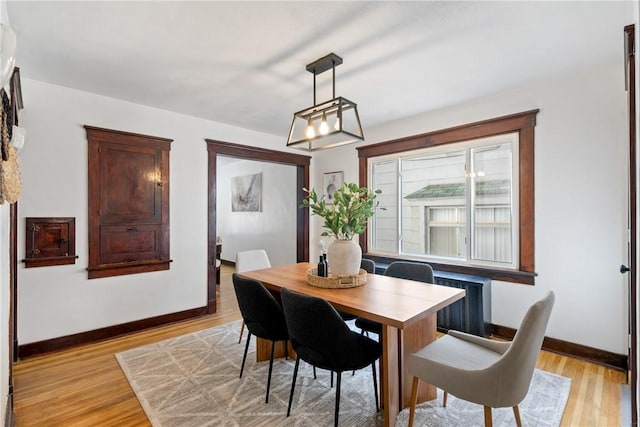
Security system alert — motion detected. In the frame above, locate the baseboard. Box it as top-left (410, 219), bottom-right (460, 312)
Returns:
top-left (4, 392), bottom-right (14, 427)
top-left (18, 306), bottom-right (208, 359)
top-left (491, 324), bottom-right (628, 372)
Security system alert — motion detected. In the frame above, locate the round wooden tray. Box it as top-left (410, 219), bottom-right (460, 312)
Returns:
top-left (307, 268), bottom-right (368, 289)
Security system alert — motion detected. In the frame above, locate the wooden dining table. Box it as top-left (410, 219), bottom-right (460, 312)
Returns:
top-left (241, 262), bottom-right (465, 427)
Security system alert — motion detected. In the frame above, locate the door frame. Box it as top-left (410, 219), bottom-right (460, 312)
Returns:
top-left (7, 68), bottom-right (21, 425)
top-left (624, 23), bottom-right (637, 427)
top-left (205, 140), bottom-right (311, 313)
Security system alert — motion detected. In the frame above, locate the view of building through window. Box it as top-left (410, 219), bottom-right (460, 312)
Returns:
top-left (370, 132), bottom-right (518, 268)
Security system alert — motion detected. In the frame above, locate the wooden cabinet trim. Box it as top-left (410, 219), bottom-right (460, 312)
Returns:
top-left (86, 126), bottom-right (172, 279)
top-left (23, 217), bottom-right (78, 268)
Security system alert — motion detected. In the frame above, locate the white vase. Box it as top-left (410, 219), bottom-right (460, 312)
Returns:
top-left (327, 239), bottom-right (362, 276)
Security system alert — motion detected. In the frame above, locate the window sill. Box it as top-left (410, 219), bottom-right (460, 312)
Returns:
top-left (363, 253), bottom-right (536, 285)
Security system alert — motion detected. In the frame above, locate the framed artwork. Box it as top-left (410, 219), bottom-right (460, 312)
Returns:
top-left (323, 171), bottom-right (343, 204)
top-left (232, 173), bottom-right (262, 212)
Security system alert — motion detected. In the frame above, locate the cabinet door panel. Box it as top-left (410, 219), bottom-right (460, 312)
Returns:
top-left (23, 217), bottom-right (77, 268)
top-left (100, 225), bottom-right (163, 264)
top-left (35, 222), bottom-right (70, 258)
top-left (99, 143), bottom-right (162, 225)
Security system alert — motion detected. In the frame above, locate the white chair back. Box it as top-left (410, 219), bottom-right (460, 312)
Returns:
top-left (236, 249), bottom-right (271, 273)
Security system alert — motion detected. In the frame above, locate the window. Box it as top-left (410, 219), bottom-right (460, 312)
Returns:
top-left (370, 134), bottom-right (518, 268)
top-left (357, 110), bottom-right (538, 284)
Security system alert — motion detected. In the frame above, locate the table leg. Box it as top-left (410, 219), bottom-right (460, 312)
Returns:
top-left (255, 338), bottom-right (293, 361)
top-left (399, 313), bottom-right (437, 407)
top-left (381, 325), bottom-right (400, 427)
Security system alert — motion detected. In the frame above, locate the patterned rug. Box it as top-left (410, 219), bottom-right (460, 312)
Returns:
top-left (115, 320), bottom-right (571, 426)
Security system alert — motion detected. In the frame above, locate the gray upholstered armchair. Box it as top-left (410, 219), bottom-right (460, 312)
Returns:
top-left (407, 291), bottom-right (555, 427)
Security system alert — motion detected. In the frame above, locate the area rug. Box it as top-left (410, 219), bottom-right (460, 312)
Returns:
top-left (115, 320), bottom-right (571, 427)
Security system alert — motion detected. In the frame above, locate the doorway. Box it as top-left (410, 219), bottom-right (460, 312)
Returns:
top-left (217, 156), bottom-right (297, 266)
top-left (205, 140), bottom-right (311, 313)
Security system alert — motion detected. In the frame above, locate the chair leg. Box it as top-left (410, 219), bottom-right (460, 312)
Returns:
top-left (408, 376), bottom-right (419, 427)
top-left (287, 358), bottom-right (300, 417)
top-left (443, 390), bottom-right (448, 407)
top-left (371, 362), bottom-right (379, 412)
top-left (240, 332), bottom-right (251, 378)
top-left (313, 365), bottom-right (317, 379)
top-left (483, 406), bottom-right (493, 427)
top-left (265, 340), bottom-right (276, 403)
top-left (238, 320), bottom-right (245, 344)
top-left (513, 405), bottom-right (522, 427)
top-left (331, 370), bottom-right (334, 388)
top-left (334, 371), bottom-right (342, 427)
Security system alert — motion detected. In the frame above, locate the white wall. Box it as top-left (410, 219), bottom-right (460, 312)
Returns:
top-left (217, 156), bottom-right (297, 266)
top-left (312, 62), bottom-right (629, 354)
top-left (16, 78), bottom-right (292, 345)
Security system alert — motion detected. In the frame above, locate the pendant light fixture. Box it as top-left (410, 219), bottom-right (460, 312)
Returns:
top-left (286, 53), bottom-right (364, 151)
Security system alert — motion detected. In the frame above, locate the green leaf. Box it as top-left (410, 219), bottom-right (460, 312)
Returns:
top-left (299, 182), bottom-right (381, 240)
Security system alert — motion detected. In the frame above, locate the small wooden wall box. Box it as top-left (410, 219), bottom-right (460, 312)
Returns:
top-left (23, 217), bottom-right (78, 268)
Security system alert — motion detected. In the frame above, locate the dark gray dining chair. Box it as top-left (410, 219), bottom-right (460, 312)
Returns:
top-left (355, 260), bottom-right (434, 336)
top-left (338, 258), bottom-right (377, 322)
top-left (235, 249), bottom-right (272, 343)
top-left (360, 258), bottom-right (376, 274)
top-left (232, 273), bottom-right (289, 404)
top-left (281, 288), bottom-right (382, 427)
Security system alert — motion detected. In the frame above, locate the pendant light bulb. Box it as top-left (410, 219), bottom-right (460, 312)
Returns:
top-left (305, 118), bottom-right (315, 139)
top-left (319, 112), bottom-right (329, 135)
top-left (334, 116), bottom-right (341, 131)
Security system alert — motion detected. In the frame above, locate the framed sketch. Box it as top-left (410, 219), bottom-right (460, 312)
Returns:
top-left (232, 173), bottom-right (262, 212)
top-left (323, 171), bottom-right (343, 204)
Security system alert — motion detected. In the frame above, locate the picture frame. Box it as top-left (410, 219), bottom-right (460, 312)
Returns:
top-left (323, 171), bottom-right (344, 204)
top-left (231, 173), bottom-right (262, 212)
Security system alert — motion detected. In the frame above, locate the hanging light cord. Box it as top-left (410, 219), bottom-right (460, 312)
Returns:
top-left (332, 60), bottom-right (336, 99)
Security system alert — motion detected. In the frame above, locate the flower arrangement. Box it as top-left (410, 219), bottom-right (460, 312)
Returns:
top-left (301, 182), bottom-right (381, 241)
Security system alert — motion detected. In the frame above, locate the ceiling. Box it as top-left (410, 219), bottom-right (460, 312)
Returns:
top-left (6, 1), bottom-right (634, 140)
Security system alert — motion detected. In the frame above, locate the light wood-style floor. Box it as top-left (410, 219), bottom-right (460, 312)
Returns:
top-left (12, 265), bottom-right (628, 426)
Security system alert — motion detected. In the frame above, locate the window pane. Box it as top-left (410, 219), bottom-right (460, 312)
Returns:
top-left (371, 160), bottom-right (398, 252)
top-left (471, 143), bottom-right (513, 263)
top-left (401, 151), bottom-right (466, 258)
top-left (427, 207), bottom-right (465, 257)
